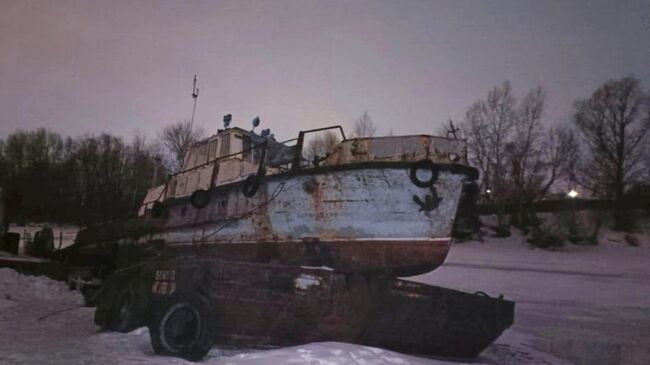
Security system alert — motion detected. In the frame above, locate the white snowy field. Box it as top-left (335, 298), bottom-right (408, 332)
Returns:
top-left (0, 230), bottom-right (648, 365)
top-left (413, 229), bottom-right (650, 365)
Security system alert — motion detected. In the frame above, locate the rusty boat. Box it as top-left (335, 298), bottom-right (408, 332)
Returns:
top-left (58, 123), bottom-right (513, 362)
top-left (72, 125), bottom-right (478, 277)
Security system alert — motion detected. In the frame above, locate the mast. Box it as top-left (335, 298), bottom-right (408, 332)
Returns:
top-left (189, 74), bottom-right (199, 131)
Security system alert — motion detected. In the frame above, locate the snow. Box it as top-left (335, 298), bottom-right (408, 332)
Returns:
top-left (0, 268), bottom-right (82, 305)
top-left (1, 228), bottom-right (649, 364)
top-left (412, 229), bottom-right (650, 365)
top-left (293, 274), bottom-right (321, 290)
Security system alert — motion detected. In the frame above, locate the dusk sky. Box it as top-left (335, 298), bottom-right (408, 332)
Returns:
top-left (1, 0), bottom-right (648, 142)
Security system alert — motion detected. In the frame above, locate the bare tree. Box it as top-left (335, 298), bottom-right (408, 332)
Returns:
top-left (507, 87), bottom-right (578, 202)
top-left (573, 76), bottom-right (650, 201)
top-left (463, 82), bottom-right (516, 231)
top-left (352, 111), bottom-right (377, 138)
top-left (305, 131), bottom-right (340, 162)
top-left (538, 125), bottom-right (579, 198)
top-left (159, 120), bottom-right (204, 172)
top-left (463, 82), bottom-right (580, 235)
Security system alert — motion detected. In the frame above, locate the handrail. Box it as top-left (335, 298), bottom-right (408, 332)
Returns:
top-left (292, 125), bottom-right (346, 170)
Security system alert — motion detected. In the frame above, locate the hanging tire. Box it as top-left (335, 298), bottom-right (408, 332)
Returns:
top-left (190, 189), bottom-right (210, 209)
top-left (149, 292), bottom-right (215, 362)
top-left (104, 281), bottom-right (148, 333)
top-left (409, 160), bottom-right (439, 188)
top-left (150, 201), bottom-right (165, 218)
top-left (242, 174), bottom-right (260, 197)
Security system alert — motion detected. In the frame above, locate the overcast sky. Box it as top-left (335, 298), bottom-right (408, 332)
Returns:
top-left (1, 0), bottom-right (648, 142)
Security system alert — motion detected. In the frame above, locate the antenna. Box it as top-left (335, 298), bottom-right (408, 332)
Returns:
top-left (189, 74), bottom-right (200, 130)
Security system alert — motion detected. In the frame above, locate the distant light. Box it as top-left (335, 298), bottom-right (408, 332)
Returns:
top-left (486, 189), bottom-right (492, 194)
top-left (448, 153), bottom-right (460, 162)
top-left (567, 189), bottom-right (579, 198)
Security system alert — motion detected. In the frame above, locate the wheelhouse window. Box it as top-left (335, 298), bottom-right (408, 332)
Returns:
top-left (184, 142), bottom-right (209, 170)
top-left (241, 135), bottom-right (252, 162)
top-left (208, 139), bottom-right (219, 161)
top-left (220, 134), bottom-right (230, 157)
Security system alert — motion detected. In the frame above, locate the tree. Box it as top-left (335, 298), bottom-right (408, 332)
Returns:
top-left (506, 87), bottom-right (577, 201)
top-left (538, 125), bottom-right (579, 198)
top-left (463, 82), bottom-right (516, 231)
top-left (507, 87), bottom-right (545, 200)
top-left (305, 131), bottom-right (340, 162)
top-left (463, 82), bottom-right (579, 234)
top-left (573, 76), bottom-right (650, 201)
top-left (0, 129), bottom-right (162, 225)
top-left (352, 111), bottom-right (376, 138)
top-left (159, 120), bottom-right (204, 172)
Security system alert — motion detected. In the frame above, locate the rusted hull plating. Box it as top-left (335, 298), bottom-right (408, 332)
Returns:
top-left (127, 257), bottom-right (515, 359)
top-left (168, 239), bottom-right (450, 277)
top-left (146, 164), bottom-right (470, 276)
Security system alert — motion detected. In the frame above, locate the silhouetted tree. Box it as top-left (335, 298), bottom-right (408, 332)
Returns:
top-left (159, 120), bottom-right (204, 172)
top-left (0, 129), bottom-right (161, 225)
top-left (573, 76), bottom-right (650, 201)
top-left (463, 82), bottom-right (516, 232)
top-left (462, 82), bottom-right (578, 234)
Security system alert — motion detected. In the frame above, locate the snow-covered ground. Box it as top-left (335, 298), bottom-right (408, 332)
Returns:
top-left (1, 229), bottom-right (648, 364)
top-left (413, 229), bottom-right (650, 365)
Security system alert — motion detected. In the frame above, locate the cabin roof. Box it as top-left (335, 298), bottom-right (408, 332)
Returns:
top-left (204, 126), bottom-right (257, 142)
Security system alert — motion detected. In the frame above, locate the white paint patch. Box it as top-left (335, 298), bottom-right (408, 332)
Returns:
top-left (294, 274), bottom-right (321, 290)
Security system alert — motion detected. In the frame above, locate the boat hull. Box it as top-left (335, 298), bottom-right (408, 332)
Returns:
top-left (166, 238), bottom-right (450, 277)
top-left (149, 162), bottom-right (473, 276)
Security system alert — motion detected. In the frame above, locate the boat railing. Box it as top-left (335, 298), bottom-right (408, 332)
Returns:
top-left (169, 125), bottom-right (347, 177)
top-left (292, 125), bottom-right (347, 169)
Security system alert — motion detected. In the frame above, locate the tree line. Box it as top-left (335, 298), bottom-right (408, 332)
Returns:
top-left (1, 76), bottom-right (647, 231)
top-left (460, 76), bottom-right (649, 233)
top-left (0, 118), bottom-right (210, 226)
top-left (0, 130), bottom-right (165, 225)
top-left (307, 76), bottom-right (649, 234)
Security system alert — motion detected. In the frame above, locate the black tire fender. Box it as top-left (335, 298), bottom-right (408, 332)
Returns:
top-left (242, 174), bottom-right (261, 197)
top-left (148, 292), bottom-right (215, 362)
top-left (190, 189), bottom-right (210, 209)
top-left (409, 160), bottom-right (439, 188)
top-left (150, 201), bottom-right (165, 218)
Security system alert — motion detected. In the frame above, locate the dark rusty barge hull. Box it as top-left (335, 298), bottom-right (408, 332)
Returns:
top-left (95, 257), bottom-right (514, 360)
